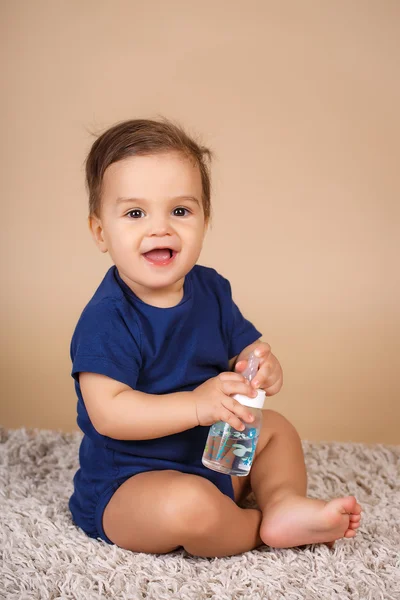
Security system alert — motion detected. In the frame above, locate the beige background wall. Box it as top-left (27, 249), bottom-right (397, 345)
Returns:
top-left (1, 1), bottom-right (399, 443)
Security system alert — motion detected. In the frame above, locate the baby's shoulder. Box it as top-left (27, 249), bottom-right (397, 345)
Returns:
top-left (79, 295), bottom-right (124, 320)
top-left (74, 294), bottom-right (139, 340)
top-left (192, 264), bottom-right (231, 289)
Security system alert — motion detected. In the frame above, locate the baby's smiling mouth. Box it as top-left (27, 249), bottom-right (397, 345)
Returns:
top-left (142, 248), bottom-right (177, 265)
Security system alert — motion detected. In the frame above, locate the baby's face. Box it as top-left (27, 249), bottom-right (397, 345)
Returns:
top-left (90, 151), bottom-right (208, 302)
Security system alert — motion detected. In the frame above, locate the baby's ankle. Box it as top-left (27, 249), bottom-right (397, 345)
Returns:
top-left (262, 488), bottom-right (305, 510)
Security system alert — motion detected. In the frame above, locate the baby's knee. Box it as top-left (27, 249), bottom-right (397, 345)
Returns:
top-left (262, 409), bottom-right (299, 437)
top-left (163, 474), bottom-right (222, 537)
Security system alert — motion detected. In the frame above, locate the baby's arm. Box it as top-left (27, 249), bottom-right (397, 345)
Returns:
top-left (79, 372), bottom-right (197, 440)
top-left (79, 369), bottom-right (256, 441)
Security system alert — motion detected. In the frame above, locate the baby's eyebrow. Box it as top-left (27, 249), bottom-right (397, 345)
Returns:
top-left (115, 195), bottom-right (201, 207)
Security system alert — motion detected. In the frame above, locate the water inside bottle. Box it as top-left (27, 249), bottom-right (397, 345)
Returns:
top-left (202, 420), bottom-right (259, 476)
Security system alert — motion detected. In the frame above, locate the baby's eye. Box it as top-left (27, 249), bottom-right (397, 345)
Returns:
top-left (173, 207), bottom-right (191, 217)
top-left (126, 209), bottom-right (145, 219)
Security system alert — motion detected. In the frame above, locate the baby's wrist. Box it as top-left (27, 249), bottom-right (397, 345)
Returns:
top-left (189, 391), bottom-right (200, 427)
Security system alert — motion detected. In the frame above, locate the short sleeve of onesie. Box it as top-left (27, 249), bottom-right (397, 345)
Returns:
top-left (216, 273), bottom-right (262, 359)
top-left (70, 298), bottom-right (142, 390)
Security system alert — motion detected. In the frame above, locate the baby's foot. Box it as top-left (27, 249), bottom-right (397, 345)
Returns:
top-left (259, 494), bottom-right (362, 548)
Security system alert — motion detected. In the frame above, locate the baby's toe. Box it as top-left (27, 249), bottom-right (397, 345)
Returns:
top-left (344, 529), bottom-right (356, 538)
top-left (350, 514), bottom-right (361, 523)
top-left (348, 521), bottom-right (360, 530)
top-left (353, 502), bottom-right (362, 514)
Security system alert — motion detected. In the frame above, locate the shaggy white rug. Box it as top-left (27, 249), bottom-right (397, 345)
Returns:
top-left (0, 427), bottom-right (399, 600)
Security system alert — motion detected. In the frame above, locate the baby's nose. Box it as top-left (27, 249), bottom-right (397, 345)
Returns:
top-left (149, 219), bottom-right (172, 236)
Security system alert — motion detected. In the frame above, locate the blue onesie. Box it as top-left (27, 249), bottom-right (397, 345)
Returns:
top-left (69, 264), bottom-right (262, 544)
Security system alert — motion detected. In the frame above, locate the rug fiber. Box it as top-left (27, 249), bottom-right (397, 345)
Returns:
top-left (1, 428), bottom-right (399, 599)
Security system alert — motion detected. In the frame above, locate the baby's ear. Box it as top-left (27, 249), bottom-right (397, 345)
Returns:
top-left (88, 215), bottom-right (108, 253)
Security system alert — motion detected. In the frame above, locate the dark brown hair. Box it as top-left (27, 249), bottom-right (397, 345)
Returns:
top-left (84, 117), bottom-right (213, 222)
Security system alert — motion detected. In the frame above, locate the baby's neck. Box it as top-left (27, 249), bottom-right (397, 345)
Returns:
top-left (119, 270), bottom-right (186, 308)
top-left (143, 287), bottom-right (184, 308)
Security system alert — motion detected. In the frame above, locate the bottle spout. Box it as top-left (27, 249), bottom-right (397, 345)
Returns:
top-left (241, 351), bottom-right (260, 382)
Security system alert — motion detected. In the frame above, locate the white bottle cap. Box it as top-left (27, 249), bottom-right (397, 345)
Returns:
top-left (232, 389), bottom-right (266, 409)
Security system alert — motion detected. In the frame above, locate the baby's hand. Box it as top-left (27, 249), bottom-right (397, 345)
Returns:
top-left (235, 343), bottom-right (283, 396)
top-left (192, 372), bottom-right (258, 431)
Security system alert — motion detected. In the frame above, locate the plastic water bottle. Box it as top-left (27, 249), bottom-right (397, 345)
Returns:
top-left (202, 352), bottom-right (266, 476)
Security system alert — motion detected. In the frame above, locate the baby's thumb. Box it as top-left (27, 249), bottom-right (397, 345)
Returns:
top-left (234, 360), bottom-right (248, 373)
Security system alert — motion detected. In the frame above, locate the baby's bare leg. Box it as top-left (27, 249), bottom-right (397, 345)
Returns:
top-left (249, 410), bottom-right (362, 548)
top-left (250, 409), bottom-right (308, 506)
top-left (102, 470), bottom-right (263, 557)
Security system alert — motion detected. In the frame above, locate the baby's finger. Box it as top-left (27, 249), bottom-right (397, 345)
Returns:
top-left (222, 396), bottom-right (256, 425)
top-left (219, 408), bottom-right (247, 432)
top-left (218, 371), bottom-right (247, 382)
top-left (254, 344), bottom-right (271, 358)
top-left (220, 380), bottom-right (258, 399)
top-left (234, 360), bottom-right (248, 373)
top-left (251, 362), bottom-right (276, 389)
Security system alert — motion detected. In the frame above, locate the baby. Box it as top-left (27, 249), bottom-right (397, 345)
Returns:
top-left (69, 118), bottom-right (362, 558)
